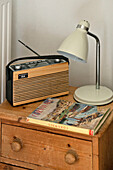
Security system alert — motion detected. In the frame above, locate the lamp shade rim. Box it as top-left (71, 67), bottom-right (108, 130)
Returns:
top-left (57, 50), bottom-right (87, 63)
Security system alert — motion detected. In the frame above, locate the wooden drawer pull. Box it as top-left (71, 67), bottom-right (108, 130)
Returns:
top-left (65, 150), bottom-right (78, 165)
top-left (11, 137), bottom-right (23, 152)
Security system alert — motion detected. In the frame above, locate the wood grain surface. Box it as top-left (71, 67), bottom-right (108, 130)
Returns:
top-left (0, 86), bottom-right (113, 170)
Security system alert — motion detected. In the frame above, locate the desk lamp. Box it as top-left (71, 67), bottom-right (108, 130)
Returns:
top-left (57, 20), bottom-right (113, 105)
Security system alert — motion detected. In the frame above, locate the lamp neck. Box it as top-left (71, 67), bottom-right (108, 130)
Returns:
top-left (87, 32), bottom-right (100, 89)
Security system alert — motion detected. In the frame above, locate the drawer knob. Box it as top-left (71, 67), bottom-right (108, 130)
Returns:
top-left (65, 150), bottom-right (78, 165)
top-left (11, 137), bottom-right (22, 152)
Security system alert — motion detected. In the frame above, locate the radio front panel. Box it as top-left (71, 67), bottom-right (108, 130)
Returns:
top-left (13, 70), bottom-right (69, 106)
top-left (6, 58), bottom-right (69, 106)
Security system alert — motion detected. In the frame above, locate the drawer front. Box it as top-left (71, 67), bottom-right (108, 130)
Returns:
top-left (0, 163), bottom-right (25, 170)
top-left (2, 124), bottom-right (92, 170)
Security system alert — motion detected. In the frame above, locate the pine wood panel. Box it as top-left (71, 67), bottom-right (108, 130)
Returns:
top-left (2, 124), bottom-right (92, 170)
top-left (0, 163), bottom-right (23, 170)
top-left (0, 157), bottom-right (54, 170)
top-left (13, 62), bottom-right (68, 81)
top-left (0, 162), bottom-right (26, 169)
top-left (0, 86), bottom-right (113, 169)
top-left (0, 157), bottom-right (52, 170)
top-left (92, 137), bottom-right (99, 170)
top-left (13, 91), bottom-right (69, 106)
top-left (1, 119), bottom-right (93, 141)
top-left (0, 120), bottom-right (1, 156)
top-left (13, 68), bottom-right (69, 105)
top-left (99, 121), bottom-right (113, 170)
top-left (13, 71), bottom-right (69, 104)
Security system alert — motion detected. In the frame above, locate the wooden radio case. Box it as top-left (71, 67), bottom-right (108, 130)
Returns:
top-left (6, 55), bottom-right (69, 106)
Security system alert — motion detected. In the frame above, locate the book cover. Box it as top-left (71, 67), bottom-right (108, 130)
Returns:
top-left (26, 98), bottom-right (112, 136)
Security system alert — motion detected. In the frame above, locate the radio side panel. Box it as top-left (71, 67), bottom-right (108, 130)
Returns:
top-left (6, 68), bottom-right (13, 105)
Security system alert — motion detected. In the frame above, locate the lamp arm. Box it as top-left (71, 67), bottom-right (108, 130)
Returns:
top-left (87, 31), bottom-right (100, 89)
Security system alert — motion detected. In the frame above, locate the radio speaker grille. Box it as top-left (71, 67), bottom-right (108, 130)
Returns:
top-left (13, 71), bottom-right (69, 104)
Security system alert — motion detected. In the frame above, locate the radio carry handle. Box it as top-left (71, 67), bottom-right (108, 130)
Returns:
top-left (6, 40), bottom-right (69, 80)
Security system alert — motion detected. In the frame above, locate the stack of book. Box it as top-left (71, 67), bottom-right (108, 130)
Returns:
top-left (27, 98), bottom-right (112, 136)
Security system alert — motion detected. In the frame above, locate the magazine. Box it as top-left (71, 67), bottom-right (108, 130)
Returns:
top-left (26, 98), bottom-right (112, 136)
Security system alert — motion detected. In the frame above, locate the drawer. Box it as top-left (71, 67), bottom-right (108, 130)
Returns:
top-left (2, 124), bottom-right (92, 170)
top-left (0, 162), bottom-right (26, 170)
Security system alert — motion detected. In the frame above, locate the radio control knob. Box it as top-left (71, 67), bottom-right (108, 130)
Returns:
top-left (15, 65), bottom-right (21, 70)
top-left (54, 59), bottom-right (61, 63)
top-left (21, 64), bottom-right (26, 69)
top-left (29, 61), bottom-right (34, 64)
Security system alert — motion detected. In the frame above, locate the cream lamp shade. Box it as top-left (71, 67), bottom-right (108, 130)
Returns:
top-left (57, 20), bottom-right (113, 105)
top-left (58, 20), bottom-right (89, 63)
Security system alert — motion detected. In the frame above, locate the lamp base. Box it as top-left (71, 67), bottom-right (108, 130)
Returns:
top-left (74, 85), bottom-right (113, 105)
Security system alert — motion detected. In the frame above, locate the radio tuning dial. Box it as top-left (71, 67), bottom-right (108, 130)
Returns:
top-left (15, 65), bottom-right (21, 70)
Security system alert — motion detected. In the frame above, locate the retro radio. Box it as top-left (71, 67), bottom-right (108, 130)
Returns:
top-left (6, 41), bottom-right (69, 106)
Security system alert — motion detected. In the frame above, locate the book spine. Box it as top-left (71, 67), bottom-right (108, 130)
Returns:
top-left (26, 118), bottom-right (94, 136)
top-left (89, 129), bottom-right (94, 136)
top-left (94, 109), bottom-right (113, 135)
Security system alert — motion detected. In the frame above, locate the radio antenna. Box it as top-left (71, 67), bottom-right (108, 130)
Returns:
top-left (18, 40), bottom-right (40, 57)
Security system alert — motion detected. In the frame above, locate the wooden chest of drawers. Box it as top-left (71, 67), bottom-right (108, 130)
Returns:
top-left (0, 86), bottom-right (113, 170)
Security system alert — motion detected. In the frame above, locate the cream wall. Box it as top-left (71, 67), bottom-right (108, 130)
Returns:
top-left (12, 0), bottom-right (113, 90)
